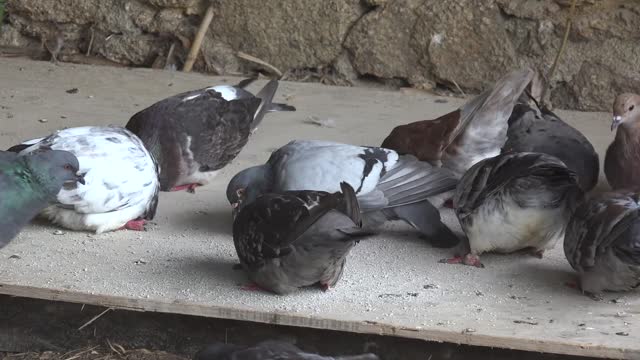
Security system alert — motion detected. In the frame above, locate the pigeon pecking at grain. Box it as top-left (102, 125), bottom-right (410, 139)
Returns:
top-left (0, 149), bottom-right (84, 249)
top-left (7, 126), bottom-right (159, 233)
top-left (441, 152), bottom-right (583, 268)
top-left (227, 140), bottom-right (460, 248)
top-left (232, 182), bottom-right (371, 295)
top-left (564, 191), bottom-right (640, 300)
top-left (126, 78), bottom-right (295, 194)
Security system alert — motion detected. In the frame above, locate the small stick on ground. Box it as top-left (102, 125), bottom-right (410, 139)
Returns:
top-left (236, 51), bottom-right (283, 78)
top-left (451, 79), bottom-right (466, 97)
top-left (183, 2), bottom-right (215, 72)
top-left (86, 27), bottom-right (95, 57)
top-left (78, 307), bottom-right (113, 331)
top-left (540, 0), bottom-right (578, 108)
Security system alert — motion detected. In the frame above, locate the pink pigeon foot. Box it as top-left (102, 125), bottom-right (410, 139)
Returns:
top-left (443, 198), bottom-right (455, 209)
top-left (170, 183), bottom-right (201, 193)
top-left (439, 254), bottom-right (484, 268)
top-left (240, 282), bottom-right (269, 292)
top-left (119, 219), bottom-right (146, 231)
top-left (319, 283), bottom-right (330, 292)
top-left (531, 249), bottom-right (545, 259)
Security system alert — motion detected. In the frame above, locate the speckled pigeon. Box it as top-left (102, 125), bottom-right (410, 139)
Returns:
top-left (195, 340), bottom-right (380, 360)
top-left (605, 93), bottom-right (640, 191)
top-left (503, 91), bottom-right (599, 192)
top-left (7, 126), bottom-right (159, 233)
top-left (0, 149), bottom-right (84, 249)
top-left (126, 78), bottom-right (295, 193)
top-left (381, 67), bottom-right (535, 179)
top-left (233, 182), bottom-right (370, 294)
top-left (564, 191), bottom-right (640, 298)
top-left (441, 152), bottom-right (583, 268)
top-left (227, 140), bottom-right (460, 248)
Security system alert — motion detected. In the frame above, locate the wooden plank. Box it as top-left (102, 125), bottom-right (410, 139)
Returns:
top-left (0, 57), bottom-right (637, 360)
top-left (0, 283), bottom-right (634, 359)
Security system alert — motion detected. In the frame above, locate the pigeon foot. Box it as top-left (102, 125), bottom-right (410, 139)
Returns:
top-left (170, 183), bottom-right (201, 193)
top-left (439, 254), bottom-right (484, 268)
top-left (240, 282), bottom-right (268, 292)
top-left (530, 249), bottom-right (545, 259)
top-left (319, 283), bottom-right (330, 292)
top-left (442, 198), bottom-right (455, 209)
top-left (565, 281), bottom-right (602, 301)
top-left (120, 219), bottom-right (146, 231)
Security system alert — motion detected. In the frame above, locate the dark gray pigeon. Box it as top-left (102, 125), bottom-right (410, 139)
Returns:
top-left (441, 152), bottom-right (583, 267)
top-left (227, 140), bottom-right (460, 248)
top-left (0, 149), bottom-right (84, 249)
top-left (233, 182), bottom-right (370, 295)
top-left (502, 91), bottom-right (599, 192)
top-left (126, 78), bottom-right (295, 193)
top-left (195, 340), bottom-right (379, 360)
top-left (564, 191), bottom-right (640, 299)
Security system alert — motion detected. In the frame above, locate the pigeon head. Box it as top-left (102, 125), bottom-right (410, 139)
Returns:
top-left (193, 343), bottom-right (243, 360)
top-left (27, 150), bottom-right (85, 191)
top-left (611, 93), bottom-right (640, 131)
top-left (226, 165), bottom-right (273, 216)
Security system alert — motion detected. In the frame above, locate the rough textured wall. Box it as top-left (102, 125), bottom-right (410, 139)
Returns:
top-left (0, 0), bottom-right (638, 111)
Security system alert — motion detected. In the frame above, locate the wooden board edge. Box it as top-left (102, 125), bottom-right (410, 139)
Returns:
top-left (0, 283), bottom-right (634, 359)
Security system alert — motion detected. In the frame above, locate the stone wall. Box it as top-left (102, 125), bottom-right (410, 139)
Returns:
top-left (1, 0), bottom-right (639, 111)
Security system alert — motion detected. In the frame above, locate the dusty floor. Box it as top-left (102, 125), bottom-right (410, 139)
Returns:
top-left (0, 58), bottom-right (636, 359)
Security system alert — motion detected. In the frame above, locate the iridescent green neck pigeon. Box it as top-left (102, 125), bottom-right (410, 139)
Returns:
top-left (0, 149), bottom-right (84, 249)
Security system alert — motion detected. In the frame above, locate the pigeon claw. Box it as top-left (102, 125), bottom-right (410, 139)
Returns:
top-left (442, 198), bottom-right (455, 209)
top-left (530, 249), bottom-right (545, 259)
top-left (439, 254), bottom-right (484, 268)
top-left (170, 183), bottom-right (201, 193)
top-left (121, 219), bottom-right (146, 232)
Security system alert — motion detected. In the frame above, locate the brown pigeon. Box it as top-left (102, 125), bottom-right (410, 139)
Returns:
top-left (381, 67), bottom-right (534, 179)
top-left (605, 93), bottom-right (640, 191)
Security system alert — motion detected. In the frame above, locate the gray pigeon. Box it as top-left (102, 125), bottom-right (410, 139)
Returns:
top-left (441, 152), bottom-right (583, 267)
top-left (8, 126), bottom-right (159, 233)
top-left (502, 92), bottom-right (600, 192)
top-left (195, 340), bottom-right (379, 360)
top-left (227, 140), bottom-right (460, 248)
top-left (564, 191), bottom-right (640, 299)
top-left (0, 149), bottom-right (84, 249)
top-left (233, 182), bottom-right (370, 295)
top-left (126, 78), bottom-right (295, 193)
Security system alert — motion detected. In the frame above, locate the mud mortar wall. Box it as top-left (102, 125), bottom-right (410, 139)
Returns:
top-left (1, 0), bottom-right (639, 111)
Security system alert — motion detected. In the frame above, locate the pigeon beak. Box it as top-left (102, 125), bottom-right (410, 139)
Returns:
top-left (76, 173), bottom-right (86, 185)
top-left (611, 116), bottom-right (623, 131)
top-left (231, 204), bottom-right (239, 220)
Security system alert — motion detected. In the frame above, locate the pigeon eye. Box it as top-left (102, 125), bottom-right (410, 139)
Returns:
top-left (629, 105), bottom-right (635, 111)
top-left (63, 164), bottom-right (72, 170)
top-left (236, 188), bottom-right (245, 197)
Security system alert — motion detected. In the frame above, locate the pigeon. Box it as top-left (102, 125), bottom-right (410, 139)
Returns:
top-left (126, 78), bottom-right (296, 193)
top-left (195, 340), bottom-right (379, 360)
top-left (381, 67), bottom-right (534, 179)
top-left (605, 93), bottom-right (640, 191)
top-left (233, 182), bottom-right (370, 294)
top-left (502, 91), bottom-right (600, 192)
top-left (0, 149), bottom-right (84, 249)
top-left (564, 191), bottom-right (640, 299)
top-left (227, 140), bottom-right (460, 248)
top-left (7, 126), bottom-right (160, 233)
top-left (442, 152), bottom-right (583, 268)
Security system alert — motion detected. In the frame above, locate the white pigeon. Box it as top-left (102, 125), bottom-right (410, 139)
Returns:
top-left (8, 126), bottom-right (160, 233)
